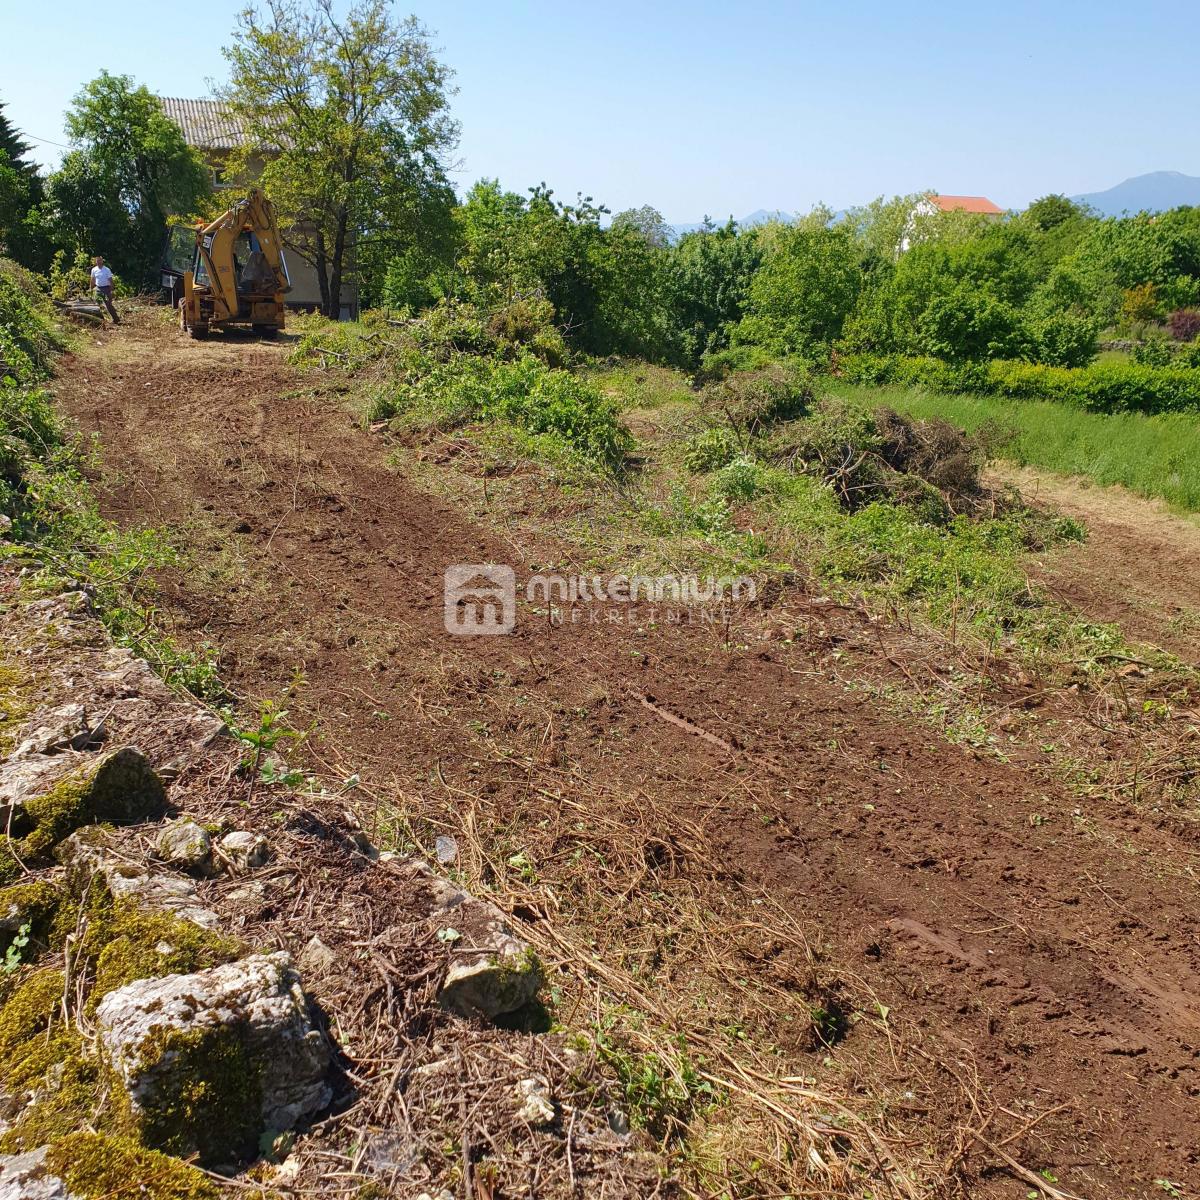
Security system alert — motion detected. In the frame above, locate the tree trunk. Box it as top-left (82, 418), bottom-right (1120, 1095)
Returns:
top-left (314, 230), bottom-right (331, 317)
top-left (327, 206), bottom-right (349, 320)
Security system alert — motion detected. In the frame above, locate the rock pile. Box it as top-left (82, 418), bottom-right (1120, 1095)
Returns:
top-left (0, 580), bottom-right (550, 1193)
top-left (0, 573), bottom-right (658, 1199)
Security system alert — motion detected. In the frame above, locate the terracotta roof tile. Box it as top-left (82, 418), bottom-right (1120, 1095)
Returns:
top-left (929, 194), bottom-right (1005, 215)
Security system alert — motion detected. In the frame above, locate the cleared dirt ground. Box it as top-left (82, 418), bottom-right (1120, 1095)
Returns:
top-left (53, 312), bottom-right (1200, 1198)
top-left (1002, 464), bottom-right (1200, 663)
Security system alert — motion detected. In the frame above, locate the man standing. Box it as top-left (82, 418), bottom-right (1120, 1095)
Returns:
top-left (89, 256), bottom-right (120, 324)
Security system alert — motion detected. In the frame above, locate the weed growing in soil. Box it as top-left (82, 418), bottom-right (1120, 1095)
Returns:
top-left (587, 1016), bottom-right (713, 1144)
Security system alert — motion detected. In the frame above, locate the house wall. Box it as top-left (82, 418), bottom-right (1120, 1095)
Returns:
top-left (280, 237), bottom-right (358, 319)
top-left (899, 199), bottom-right (938, 253)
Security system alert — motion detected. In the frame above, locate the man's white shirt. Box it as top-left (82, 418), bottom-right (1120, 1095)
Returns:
top-left (91, 265), bottom-right (114, 288)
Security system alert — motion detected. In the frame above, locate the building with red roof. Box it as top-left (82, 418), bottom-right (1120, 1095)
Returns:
top-left (899, 192), bottom-right (1006, 250)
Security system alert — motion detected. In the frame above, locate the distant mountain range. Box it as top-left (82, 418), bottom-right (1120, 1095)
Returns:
top-left (1070, 171), bottom-right (1200, 216)
top-left (668, 172), bottom-right (1200, 238)
top-left (671, 209), bottom-right (796, 237)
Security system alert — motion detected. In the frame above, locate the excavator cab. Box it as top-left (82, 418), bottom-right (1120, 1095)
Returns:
top-left (160, 225), bottom-right (199, 308)
top-left (163, 189), bottom-right (291, 340)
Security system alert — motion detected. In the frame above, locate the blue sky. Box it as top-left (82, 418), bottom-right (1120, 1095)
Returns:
top-left (3, 0), bottom-right (1197, 221)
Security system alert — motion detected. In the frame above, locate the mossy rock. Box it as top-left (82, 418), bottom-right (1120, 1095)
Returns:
top-left (44, 1131), bottom-right (221, 1199)
top-left (0, 878), bottom-right (61, 958)
top-left (441, 945), bottom-right (544, 1019)
top-left (0, 884), bottom-right (239, 1155)
top-left (113, 1021), bottom-right (265, 1164)
top-left (46, 882), bottom-right (239, 1012)
top-left (0, 968), bottom-right (76, 1093)
top-left (80, 746), bottom-right (167, 826)
top-left (88, 901), bottom-right (238, 1011)
top-left (7, 747), bottom-right (166, 869)
top-left (96, 953), bottom-right (330, 1167)
top-left (0, 656), bottom-right (31, 758)
top-left (0, 842), bottom-right (22, 888)
top-left (0, 1051), bottom-right (101, 1152)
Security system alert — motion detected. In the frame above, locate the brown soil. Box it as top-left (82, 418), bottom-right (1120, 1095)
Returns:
top-left (52, 311), bottom-right (1200, 1197)
top-left (1001, 464), bottom-right (1200, 662)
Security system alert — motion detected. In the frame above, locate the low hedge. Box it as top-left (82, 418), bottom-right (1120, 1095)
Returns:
top-left (836, 352), bottom-right (1200, 414)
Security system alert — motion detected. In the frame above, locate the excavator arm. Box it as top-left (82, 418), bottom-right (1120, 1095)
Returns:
top-left (188, 188), bottom-right (291, 327)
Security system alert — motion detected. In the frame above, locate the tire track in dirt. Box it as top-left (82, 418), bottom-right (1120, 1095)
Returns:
top-left (54, 315), bottom-right (1200, 1196)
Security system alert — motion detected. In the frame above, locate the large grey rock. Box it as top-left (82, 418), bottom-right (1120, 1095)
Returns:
top-left (441, 949), bottom-right (543, 1020)
top-left (76, 746), bottom-right (166, 825)
top-left (95, 952), bottom-right (330, 1163)
top-left (10, 703), bottom-right (91, 759)
top-left (0, 1146), bottom-right (74, 1200)
top-left (0, 746), bottom-right (165, 847)
top-left (0, 759), bottom-right (64, 833)
top-left (58, 828), bottom-right (218, 929)
top-left (0, 747), bottom-right (166, 876)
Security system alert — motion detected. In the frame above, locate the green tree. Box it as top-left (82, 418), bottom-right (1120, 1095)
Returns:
top-left (452, 181), bottom-right (670, 357)
top-left (585, 219), bottom-right (676, 359)
top-left (453, 179), bottom-right (584, 302)
top-left (842, 216), bottom-right (1039, 360)
top-left (916, 283), bottom-right (1025, 361)
top-left (48, 72), bottom-right (210, 283)
top-left (1061, 214), bottom-right (1184, 322)
top-left (1023, 193), bottom-right (1085, 232)
top-left (221, 0), bottom-right (458, 317)
top-left (843, 193), bottom-right (924, 264)
top-left (0, 100), bottom-right (50, 270)
top-left (666, 220), bottom-right (763, 367)
top-left (0, 102), bottom-right (37, 187)
top-left (611, 205), bottom-right (673, 249)
top-left (732, 222), bottom-right (863, 357)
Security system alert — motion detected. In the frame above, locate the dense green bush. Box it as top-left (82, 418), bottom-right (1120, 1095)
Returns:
top-left (0, 261), bottom-right (61, 384)
top-left (730, 223), bottom-right (863, 358)
top-left (838, 352), bottom-right (1200, 413)
top-left (1131, 338), bottom-right (1174, 367)
top-left (1021, 309), bottom-right (1099, 369)
top-left (376, 351), bottom-right (632, 467)
top-left (0, 260), bottom-right (65, 521)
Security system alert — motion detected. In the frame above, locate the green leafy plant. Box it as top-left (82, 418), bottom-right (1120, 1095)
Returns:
top-left (234, 700), bottom-right (303, 784)
top-left (2, 922), bottom-right (30, 974)
top-left (681, 428), bottom-right (737, 473)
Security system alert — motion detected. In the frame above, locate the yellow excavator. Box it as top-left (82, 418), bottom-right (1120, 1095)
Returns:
top-left (161, 189), bottom-right (290, 339)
